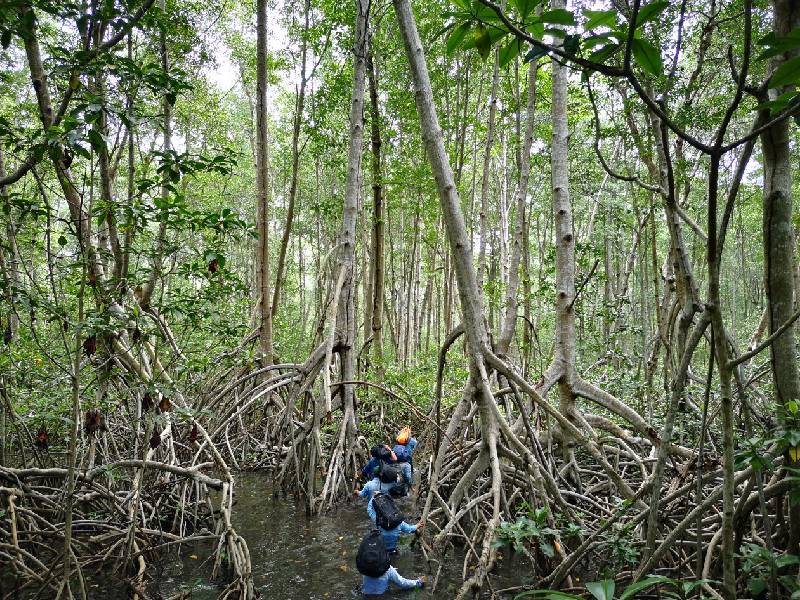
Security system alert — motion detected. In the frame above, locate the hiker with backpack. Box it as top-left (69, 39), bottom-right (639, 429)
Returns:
top-left (355, 441), bottom-right (413, 498)
top-left (367, 491), bottom-right (424, 553)
top-left (391, 426), bottom-right (417, 495)
top-left (355, 459), bottom-right (406, 498)
top-left (359, 444), bottom-right (396, 481)
top-left (356, 527), bottom-right (428, 595)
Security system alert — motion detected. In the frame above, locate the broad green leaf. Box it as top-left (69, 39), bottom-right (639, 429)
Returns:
top-left (748, 578), bottom-right (767, 597)
top-left (631, 38), bottom-right (663, 76)
top-left (583, 9), bottom-right (616, 30)
top-left (87, 129), bottom-right (106, 152)
top-left (586, 580), bottom-right (615, 600)
top-left (541, 8), bottom-right (574, 26)
top-left (451, 0), bottom-right (470, 9)
top-left (528, 21), bottom-right (545, 39)
top-left (499, 38), bottom-right (522, 67)
top-left (563, 34), bottom-right (580, 55)
top-left (472, 0), bottom-right (500, 22)
top-left (524, 45), bottom-right (549, 63)
top-left (474, 24), bottom-right (491, 59)
top-left (770, 54), bottom-right (800, 88)
top-left (544, 27), bottom-right (567, 39)
top-left (446, 22), bottom-right (471, 54)
top-left (757, 27), bottom-right (800, 60)
top-left (584, 32), bottom-right (618, 49)
top-left (635, 1), bottom-right (669, 28)
top-left (511, 0), bottom-right (542, 21)
top-left (619, 576), bottom-right (675, 600)
top-left (589, 43), bottom-right (620, 63)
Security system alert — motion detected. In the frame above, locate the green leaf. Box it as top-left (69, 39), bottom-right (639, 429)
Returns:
top-left (452, 0), bottom-right (470, 10)
top-left (511, 0), bottom-right (542, 21)
top-left (583, 9), bottom-right (617, 30)
top-left (446, 22), bottom-right (471, 54)
top-left (499, 38), bottom-right (522, 67)
top-left (756, 91), bottom-right (798, 113)
top-left (635, 1), bottom-right (669, 28)
top-left (563, 34), bottom-right (580, 55)
top-left (474, 25), bottom-right (491, 59)
top-left (631, 38), bottom-right (663, 76)
top-left (589, 43), bottom-right (620, 63)
top-left (757, 27), bottom-right (800, 61)
top-left (541, 8), bottom-right (574, 26)
top-left (584, 32), bottom-right (618, 49)
top-left (524, 45), bottom-right (549, 63)
top-left (544, 27), bottom-right (566, 39)
top-left (586, 580), bottom-right (615, 600)
top-left (748, 578), bottom-right (767, 597)
top-left (619, 576), bottom-right (675, 600)
top-left (770, 55), bottom-right (800, 88)
top-left (57, 235), bottom-right (68, 246)
top-left (87, 129), bottom-right (106, 152)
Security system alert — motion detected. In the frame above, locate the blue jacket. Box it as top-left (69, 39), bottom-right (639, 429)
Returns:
top-left (362, 566), bottom-right (422, 595)
top-left (367, 496), bottom-right (418, 551)
top-left (361, 456), bottom-right (382, 480)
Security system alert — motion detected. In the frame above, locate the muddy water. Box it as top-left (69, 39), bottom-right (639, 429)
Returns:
top-left (159, 474), bottom-right (520, 599)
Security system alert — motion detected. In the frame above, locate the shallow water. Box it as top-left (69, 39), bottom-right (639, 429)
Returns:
top-left (158, 473), bottom-right (512, 599)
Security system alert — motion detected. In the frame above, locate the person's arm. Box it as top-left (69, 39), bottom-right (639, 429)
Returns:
top-left (386, 566), bottom-right (422, 590)
top-left (367, 497), bottom-right (377, 524)
top-left (408, 438), bottom-right (417, 452)
top-left (399, 521), bottom-right (417, 535)
top-left (359, 479), bottom-right (376, 498)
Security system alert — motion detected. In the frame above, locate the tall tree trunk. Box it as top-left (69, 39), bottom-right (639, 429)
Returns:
top-left (256, 0), bottom-right (274, 361)
top-left (0, 148), bottom-right (21, 340)
top-left (498, 56), bottom-right (538, 356)
top-left (550, 0), bottom-right (577, 461)
top-left (367, 45), bottom-right (385, 369)
top-left (141, 0), bottom-right (171, 309)
top-left (477, 50), bottom-right (499, 289)
top-left (271, 0), bottom-right (310, 320)
top-left (317, 0), bottom-right (370, 509)
top-left (761, 0), bottom-right (800, 554)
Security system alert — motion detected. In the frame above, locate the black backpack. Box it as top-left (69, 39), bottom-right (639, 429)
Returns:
top-left (379, 462), bottom-right (402, 485)
top-left (373, 492), bottom-right (404, 530)
top-left (371, 445), bottom-right (392, 462)
top-left (356, 529), bottom-right (390, 577)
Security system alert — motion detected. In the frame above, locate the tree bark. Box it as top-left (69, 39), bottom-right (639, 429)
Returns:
top-left (761, 0), bottom-right (800, 555)
top-left (271, 0), bottom-right (311, 320)
top-left (498, 57), bottom-right (538, 356)
top-left (256, 0), bottom-right (275, 361)
top-left (366, 46), bottom-right (386, 370)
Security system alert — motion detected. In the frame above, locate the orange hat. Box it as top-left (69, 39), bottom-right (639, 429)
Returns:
top-left (396, 426), bottom-right (411, 445)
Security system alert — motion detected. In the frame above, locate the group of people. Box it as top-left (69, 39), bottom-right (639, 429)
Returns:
top-left (353, 426), bottom-right (429, 595)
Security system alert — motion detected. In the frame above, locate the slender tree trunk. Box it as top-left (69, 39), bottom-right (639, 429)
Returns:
top-left (0, 148), bottom-right (21, 340)
top-left (271, 0), bottom-right (310, 320)
top-left (477, 50), bottom-right (499, 289)
top-left (256, 0), bottom-right (274, 361)
top-left (498, 57), bottom-right (538, 356)
top-left (761, 0), bottom-right (800, 554)
top-left (550, 0), bottom-right (577, 459)
top-left (367, 45), bottom-right (385, 369)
